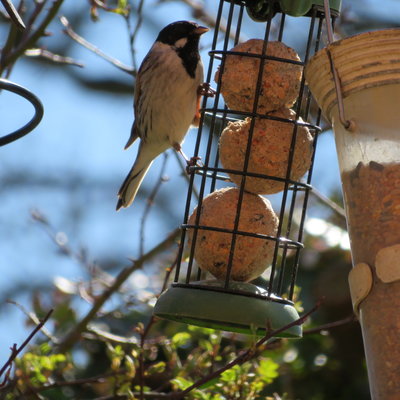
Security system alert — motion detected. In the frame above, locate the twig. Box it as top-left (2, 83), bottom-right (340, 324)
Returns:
top-left (0, 0), bottom-right (26, 30)
top-left (137, 248), bottom-right (180, 399)
top-left (24, 48), bottom-right (84, 68)
top-left (168, 302), bottom-right (320, 399)
top-left (57, 227), bottom-right (181, 352)
top-left (310, 186), bottom-right (346, 220)
top-left (83, 325), bottom-right (138, 345)
top-left (31, 208), bottom-right (97, 272)
top-left (140, 152), bottom-right (169, 257)
top-left (29, 369), bottom-right (127, 392)
top-left (0, 309), bottom-right (53, 387)
top-left (160, 252), bottom-right (179, 294)
top-left (24, 0), bottom-right (46, 34)
top-left (178, 0), bottom-right (238, 41)
top-left (303, 314), bottom-right (356, 335)
top-left (172, 150), bottom-right (200, 200)
top-left (2, 0), bottom-right (65, 71)
top-left (126, 0), bottom-right (145, 70)
top-left (95, 393), bottom-right (172, 400)
top-left (60, 15), bottom-right (135, 76)
top-left (6, 300), bottom-right (59, 343)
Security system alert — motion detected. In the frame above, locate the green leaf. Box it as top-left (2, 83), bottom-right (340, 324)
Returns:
top-left (172, 332), bottom-right (191, 348)
top-left (124, 355), bottom-right (136, 378)
top-left (50, 354), bottom-right (66, 364)
top-left (188, 325), bottom-right (216, 335)
top-left (171, 376), bottom-right (193, 390)
top-left (209, 332), bottom-right (221, 345)
top-left (257, 358), bottom-right (279, 384)
top-left (199, 339), bottom-right (213, 352)
top-left (146, 361), bottom-right (166, 375)
top-left (39, 342), bottom-right (51, 355)
top-left (192, 391), bottom-right (211, 400)
top-left (198, 376), bottom-right (219, 389)
top-left (220, 367), bottom-right (237, 382)
top-left (40, 357), bottom-right (53, 370)
top-left (117, 382), bottom-right (134, 397)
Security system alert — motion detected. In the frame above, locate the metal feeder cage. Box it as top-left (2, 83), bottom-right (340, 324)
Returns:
top-left (154, 0), bottom-right (341, 338)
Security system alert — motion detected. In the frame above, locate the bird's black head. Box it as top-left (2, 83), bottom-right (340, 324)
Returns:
top-left (156, 20), bottom-right (208, 47)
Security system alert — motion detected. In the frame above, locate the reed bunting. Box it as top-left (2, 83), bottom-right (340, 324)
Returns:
top-left (116, 20), bottom-right (209, 210)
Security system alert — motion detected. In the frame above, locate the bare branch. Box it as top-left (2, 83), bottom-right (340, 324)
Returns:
top-left (1, 0), bottom-right (65, 73)
top-left (140, 152), bottom-right (169, 257)
top-left (25, 369), bottom-right (127, 393)
top-left (126, 0), bottom-right (145, 70)
top-left (31, 208), bottom-right (97, 272)
top-left (57, 227), bottom-right (181, 352)
top-left (172, 150), bottom-right (200, 200)
top-left (60, 15), bottom-right (135, 76)
top-left (311, 186), bottom-right (346, 220)
top-left (178, 0), bottom-right (238, 41)
top-left (303, 314), bottom-right (356, 335)
top-left (6, 300), bottom-right (59, 343)
top-left (0, 0), bottom-right (26, 30)
top-left (25, 48), bottom-right (84, 68)
top-left (168, 302), bottom-right (321, 399)
top-left (0, 309), bottom-right (53, 387)
top-left (83, 325), bottom-right (139, 345)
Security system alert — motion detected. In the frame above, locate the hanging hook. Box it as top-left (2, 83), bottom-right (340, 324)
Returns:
top-left (323, 0), bottom-right (356, 132)
top-left (0, 79), bottom-right (44, 147)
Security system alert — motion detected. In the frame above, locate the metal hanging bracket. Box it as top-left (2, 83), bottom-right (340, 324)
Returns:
top-left (323, 0), bottom-right (356, 132)
top-left (245, 0), bottom-right (341, 20)
top-left (0, 79), bottom-right (44, 147)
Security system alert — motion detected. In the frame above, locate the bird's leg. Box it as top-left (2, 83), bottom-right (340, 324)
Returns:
top-left (193, 83), bottom-right (217, 126)
top-left (172, 142), bottom-right (202, 173)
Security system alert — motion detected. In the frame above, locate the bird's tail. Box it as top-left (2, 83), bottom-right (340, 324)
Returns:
top-left (116, 154), bottom-right (153, 211)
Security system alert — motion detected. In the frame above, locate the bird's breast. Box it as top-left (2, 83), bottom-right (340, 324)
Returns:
top-left (138, 44), bottom-right (203, 146)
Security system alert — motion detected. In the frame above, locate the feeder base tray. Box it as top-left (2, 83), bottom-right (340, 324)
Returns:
top-left (153, 280), bottom-right (302, 338)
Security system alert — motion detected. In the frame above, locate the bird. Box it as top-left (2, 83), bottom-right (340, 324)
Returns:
top-left (116, 20), bottom-right (209, 210)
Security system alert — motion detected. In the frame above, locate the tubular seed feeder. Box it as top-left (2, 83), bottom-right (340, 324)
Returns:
top-left (154, 0), bottom-right (341, 338)
top-left (305, 22), bottom-right (400, 400)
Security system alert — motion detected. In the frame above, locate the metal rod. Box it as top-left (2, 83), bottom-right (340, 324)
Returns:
top-left (323, 0), bottom-right (355, 131)
top-left (0, 79), bottom-right (44, 146)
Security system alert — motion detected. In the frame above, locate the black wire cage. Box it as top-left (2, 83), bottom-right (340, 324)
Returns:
top-left (154, 0), bottom-right (341, 338)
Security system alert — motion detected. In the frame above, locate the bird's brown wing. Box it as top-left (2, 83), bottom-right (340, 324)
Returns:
top-left (124, 49), bottom-right (157, 149)
top-left (124, 122), bottom-right (139, 150)
top-left (124, 64), bottom-right (144, 149)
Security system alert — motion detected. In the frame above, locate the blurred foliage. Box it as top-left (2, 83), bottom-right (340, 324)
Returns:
top-left (0, 211), bottom-right (368, 399)
top-left (1, 0), bottom-right (394, 399)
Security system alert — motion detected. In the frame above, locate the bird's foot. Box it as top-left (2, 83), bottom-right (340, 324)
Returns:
top-left (186, 156), bottom-right (202, 174)
top-left (173, 143), bottom-right (202, 173)
top-left (198, 82), bottom-right (216, 97)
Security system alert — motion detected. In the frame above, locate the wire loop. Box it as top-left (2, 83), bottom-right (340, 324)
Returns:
top-left (0, 79), bottom-right (44, 147)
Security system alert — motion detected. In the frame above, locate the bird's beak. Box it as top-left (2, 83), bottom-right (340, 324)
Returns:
top-left (194, 26), bottom-right (209, 35)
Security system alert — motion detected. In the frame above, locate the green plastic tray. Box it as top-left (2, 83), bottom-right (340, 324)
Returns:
top-left (153, 280), bottom-right (302, 338)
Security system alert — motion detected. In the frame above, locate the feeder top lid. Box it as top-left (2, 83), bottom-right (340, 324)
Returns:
top-left (305, 28), bottom-right (400, 122)
top-left (245, 0), bottom-right (341, 21)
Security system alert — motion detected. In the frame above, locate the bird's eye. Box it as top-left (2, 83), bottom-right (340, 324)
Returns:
top-left (175, 37), bottom-right (188, 48)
